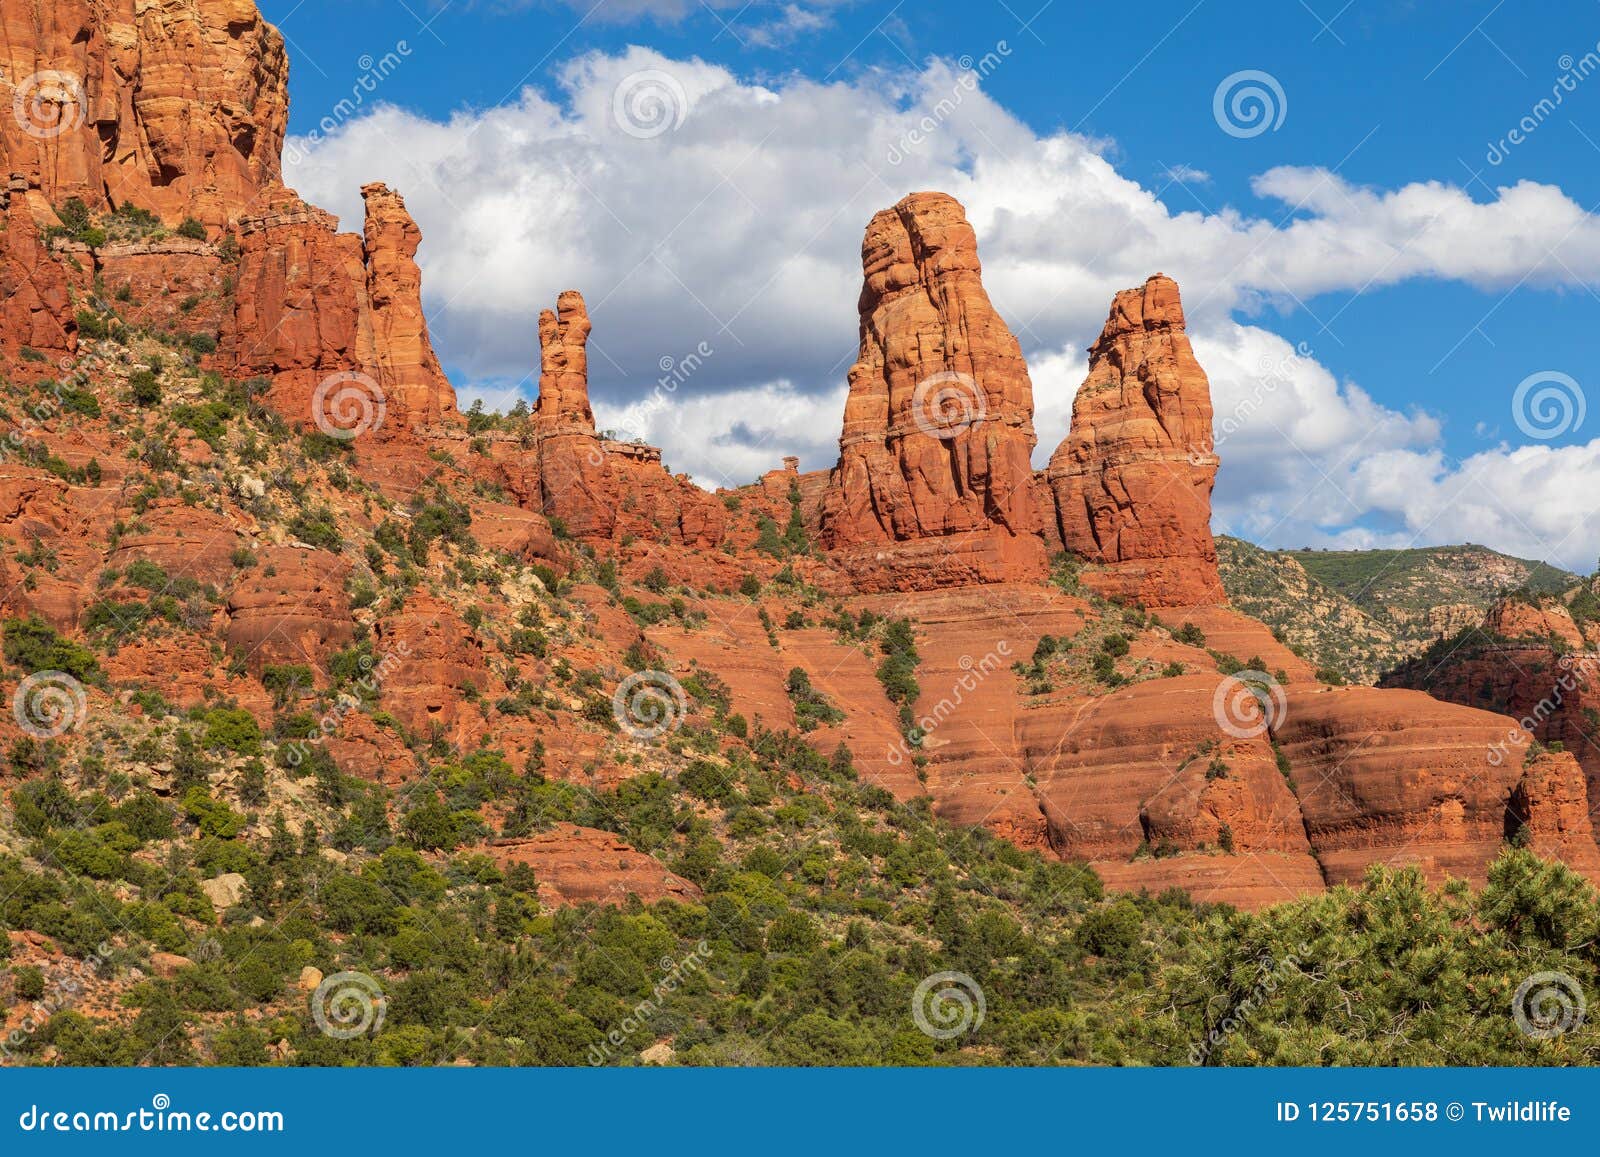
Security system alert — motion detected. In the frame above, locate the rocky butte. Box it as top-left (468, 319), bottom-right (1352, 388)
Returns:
top-left (0, 0), bottom-right (1597, 915)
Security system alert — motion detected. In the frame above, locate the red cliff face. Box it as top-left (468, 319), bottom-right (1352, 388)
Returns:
top-left (0, 174), bottom-right (78, 355)
top-left (818, 192), bottom-right (1047, 591)
top-left (1047, 274), bottom-right (1225, 608)
top-left (0, 0), bottom-right (288, 233)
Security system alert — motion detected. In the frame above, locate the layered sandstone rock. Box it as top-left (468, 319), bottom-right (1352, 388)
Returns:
top-left (486, 290), bottom-right (726, 551)
top-left (361, 183), bottom-right (456, 429)
top-left (1273, 686), bottom-right (1529, 887)
top-left (1384, 599), bottom-right (1600, 821)
top-left (1047, 274), bottom-right (1224, 607)
top-left (224, 546), bottom-right (353, 671)
top-left (97, 237), bottom-right (228, 336)
top-left (1484, 598), bottom-right (1586, 647)
top-left (229, 183), bottom-right (457, 437)
top-left (1510, 750), bottom-right (1600, 876)
top-left (373, 594), bottom-right (496, 736)
top-left (530, 291), bottom-right (616, 539)
top-left (1, 176), bottom-right (77, 355)
top-left (488, 824), bottom-right (702, 907)
top-left (0, 0), bottom-right (288, 232)
top-left (818, 192), bottom-right (1046, 590)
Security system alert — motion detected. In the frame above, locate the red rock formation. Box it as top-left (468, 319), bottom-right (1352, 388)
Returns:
top-left (818, 192), bottom-right (1046, 591)
top-left (224, 546), bottom-right (353, 672)
top-left (0, 0), bottom-right (288, 232)
top-left (488, 824), bottom-right (702, 907)
top-left (1274, 686), bottom-right (1528, 887)
top-left (373, 594), bottom-right (497, 737)
top-left (97, 238), bottom-right (228, 336)
top-left (1047, 274), bottom-right (1224, 608)
top-left (1484, 598), bottom-right (1585, 648)
top-left (361, 183), bottom-right (456, 430)
top-left (530, 290), bottom-right (616, 539)
top-left (229, 183), bottom-right (457, 438)
top-left (1, 175), bottom-right (77, 356)
top-left (1510, 750), bottom-right (1600, 876)
top-left (1383, 599), bottom-right (1600, 825)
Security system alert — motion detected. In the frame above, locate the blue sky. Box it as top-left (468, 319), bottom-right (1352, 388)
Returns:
top-left (261, 0), bottom-right (1600, 569)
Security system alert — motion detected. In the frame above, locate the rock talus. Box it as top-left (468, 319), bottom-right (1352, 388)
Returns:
top-left (1047, 274), bottom-right (1225, 607)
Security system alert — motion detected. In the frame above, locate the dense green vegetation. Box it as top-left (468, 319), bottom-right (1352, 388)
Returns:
top-left (1287, 545), bottom-right (1574, 606)
top-left (6, 730), bottom-right (1598, 1066)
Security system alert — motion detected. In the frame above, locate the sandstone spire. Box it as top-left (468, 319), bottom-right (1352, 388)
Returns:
top-left (818, 192), bottom-right (1046, 589)
top-left (532, 290), bottom-right (615, 539)
top-left (536, 291), bottom-right (597, 430)
top-left (362, 183), bottom-right (457, 430)
top-left (1046, 274), bottom-right (1224, 607)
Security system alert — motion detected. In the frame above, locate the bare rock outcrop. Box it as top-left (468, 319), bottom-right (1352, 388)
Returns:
top-left (229, 183), bottom-right (457, 437)
top-left (818, 192), bottom-right (1046, 590)
top-left (0, 0), bottom-right (288, 232)
top-left (1047, 274), bottom-right (1224, 607)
